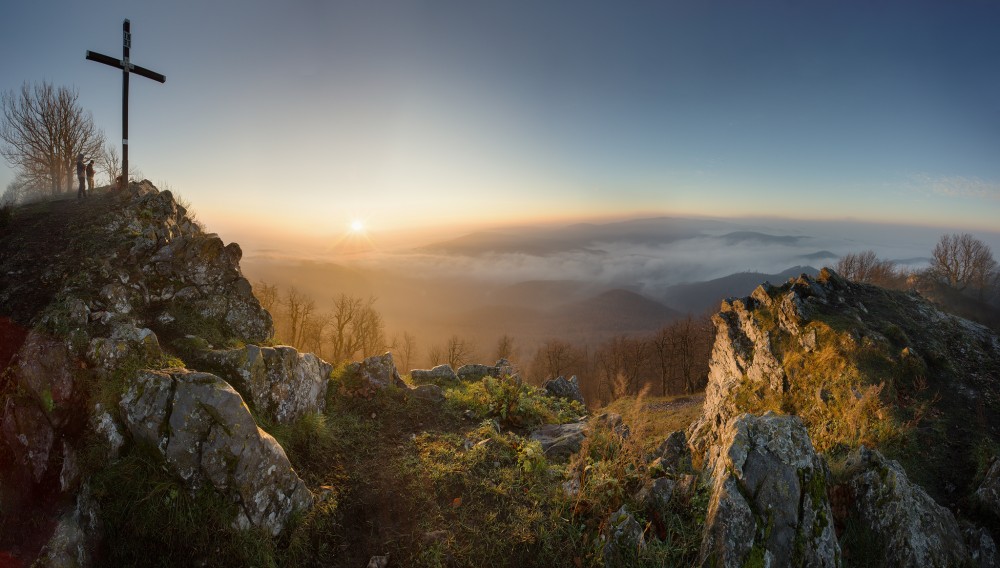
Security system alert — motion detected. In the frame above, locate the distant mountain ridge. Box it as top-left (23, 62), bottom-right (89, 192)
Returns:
top-left (661, 266), bottom-right (820, 314)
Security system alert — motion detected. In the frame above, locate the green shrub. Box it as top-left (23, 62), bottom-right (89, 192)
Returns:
top-left (446, 376), bottom-right (585, 428)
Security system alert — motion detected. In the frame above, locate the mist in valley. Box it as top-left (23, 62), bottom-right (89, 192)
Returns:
top-left (238, 215), bottom-right (1000, 377)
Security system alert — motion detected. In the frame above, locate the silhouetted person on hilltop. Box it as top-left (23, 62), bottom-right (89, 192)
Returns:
top-left (76, 154), bottom-right (87, 198)
top-left (86, 160), bottom-right (96, 192)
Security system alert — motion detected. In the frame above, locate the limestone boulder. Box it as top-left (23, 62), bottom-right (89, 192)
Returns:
top-left (700, 413), bottom-right (840, 568)
top-left (528, 421), bottom-right (588, 460)
top-left (602, 505), bottom-right (645, 568)
top-left (456, 363), bottom-right (495, 381)
top-left (844, 445), bottom-right (970, 567)
top-left (494, 358), bottom-right (520, 382)
top-left (542, 375), bottom-right (585, 406)
top-left (119, 369), bottom-right (313, 535)
top-left (86, 324), bottom-right (161, 371)
top-left (410, 384), bottom-right (445, 404)
top-left (345, 352), bottom-right (406, 391)
top-left (965, 526), bottom-right (1000, 568)
top-left (649, 430), bottom-right (691, 474)
top-left (194, 344), bottom-right (331, 424)
top-left (410, 364), bottom-right (459, 386)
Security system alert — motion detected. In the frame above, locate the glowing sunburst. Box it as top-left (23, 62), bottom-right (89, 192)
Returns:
top-left (350, 219), bottom-right (365, 233)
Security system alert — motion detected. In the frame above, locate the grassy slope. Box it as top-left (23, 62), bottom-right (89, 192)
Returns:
top-left (268, 376), bottom-right (708, 568)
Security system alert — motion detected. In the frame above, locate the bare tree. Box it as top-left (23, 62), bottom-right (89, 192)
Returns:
top-left (836, 250), bottom-right (899, 287)
top-left (671, 315), bottom-right (712, 394)
top-left (355, 304), bottom-right (386, 358)
top-left (1, 82), bottom-right (104, 195)
top-left (930, 233), bottom-right (997, 296)
top-left (649, 326), bottom-right (672, 396)
top-left (283, 288), bottom-right (313, 347)
top-left (445, 335), bottom-right (475, 368)
top-left (495, 333), bottom-right (515, 361)
top-left (300, 312), bottom-right (331, 358)
top-left (530, 339), bottom-right (587, 382)
top-left (327, 293), bottom-right (386, 363)
top-left (395, 331), bottom-right (417, 372)
top-left (2, 175), bottom-right (37, 205)
top-left (594, 335), bottom-right (648, 401)
top-left (254, 280), bottom-right (280, 314)
top-left (427, 345), bottom-right (444, 367)
top-left (647, 315), bottom-right (713, 395)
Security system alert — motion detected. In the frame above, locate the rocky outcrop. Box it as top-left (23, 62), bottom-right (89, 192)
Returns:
top-left (410, 364), bottom-right (459, 386)
top-left (110, 183), bottom-right (273, 344)
top-left (1, 330), bottom-right (81, 483)
top-left (192, 344), bottom-right (332, 424)
top-left (345, 352), bottom-right (406, 392)
top-left (456, 363), bottom-right (495, 381)
top-left (411, 359), bottom-right (520, 387)
top-left (689, 269), bottom-right (1000, 461)
top-left (86, 324), bottom-right (162, 371)
top-left (843, 445), bottom-right (970, 567)
top-left (977, 459), bottom-right (1000, 518)
top-left (700, 413), bottom-right (840, 568)
top-left (649, 430), bottom-right (691, 474)
top-left (528, 421), bottom-right (588, 460)
top-left (410, 384), bottom-right (445, 403)
top-left (119, 368), bottom-right (313, 535)
top-left (34, 484), bottom-right (101, 568)
top-left (542, 375), bottom-right (585, 406)
top-left (602, 505), bottom-right (644, 568)
top-left (2, 183), bottom-right (273, 487)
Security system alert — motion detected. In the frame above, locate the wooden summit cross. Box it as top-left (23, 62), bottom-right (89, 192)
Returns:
top-left (86, 19), bottom-right (165, 189)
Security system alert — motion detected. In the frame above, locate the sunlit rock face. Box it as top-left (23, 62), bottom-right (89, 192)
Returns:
top-left (699, 413), bottom-right (840, 568)
top-left (688, 268), bottom-right (1000, 465)
top-left (346, 351), bottom-right (406, 391)
top-left (687, 267), bottom-right (1000, 565)
top-left (120, 369), bottom-right (313, 535)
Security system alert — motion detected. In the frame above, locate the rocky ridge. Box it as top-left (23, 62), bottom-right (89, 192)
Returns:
top-left (687, 268), bottom-right (1000, 566)
top-left (0, 184), bottom-right (322, 562)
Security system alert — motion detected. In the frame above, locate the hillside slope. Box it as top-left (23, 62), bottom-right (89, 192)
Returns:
top-left (4, 184), bottom-right (1000, 567)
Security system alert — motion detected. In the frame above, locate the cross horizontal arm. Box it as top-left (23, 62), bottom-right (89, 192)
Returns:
top-left (85, 51), bottom-right (166, 83)
top-left (85, 50), bottom-right (121, 69)
top-left (131, 64), bottom-right (166, 84)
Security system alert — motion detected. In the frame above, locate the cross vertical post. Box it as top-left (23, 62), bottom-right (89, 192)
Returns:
top-left (122, 20), bottom-right (130, 187)
top-left (86, 19), bottom-right (165, 189)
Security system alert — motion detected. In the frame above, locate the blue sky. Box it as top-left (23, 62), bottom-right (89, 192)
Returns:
top-left (1, 0), bottom-right (998, 244)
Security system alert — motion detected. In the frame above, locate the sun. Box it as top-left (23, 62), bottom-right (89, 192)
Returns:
top-left (349, 219), bottom-right (365, 233)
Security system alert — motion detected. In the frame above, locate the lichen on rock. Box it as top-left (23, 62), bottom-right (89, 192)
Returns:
top-left (119, 368), bottom-right (313, 535)
top-left (699, 412), bottom-right (840, 568)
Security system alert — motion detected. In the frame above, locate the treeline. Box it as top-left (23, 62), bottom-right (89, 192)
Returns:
top-left (525, 315), bottom-right (714, 406)
top-left (253, 281), bottom-right (714, 407)
top-left (836, 232), bottom-right (1000, 329)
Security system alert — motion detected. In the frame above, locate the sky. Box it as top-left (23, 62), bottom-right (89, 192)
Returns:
top-left (1, 0), bottom-right (998, 249)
